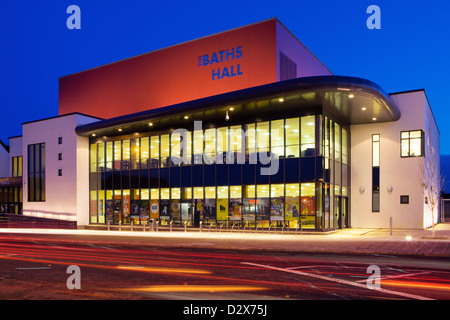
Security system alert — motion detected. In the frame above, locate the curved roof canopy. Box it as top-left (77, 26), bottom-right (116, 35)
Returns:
top-left (76, 75), bottom-right (400, 138)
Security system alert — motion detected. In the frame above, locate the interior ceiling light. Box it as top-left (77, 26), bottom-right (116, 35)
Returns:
top-left (361, 107), bottom-right (367, 111)
top-left (349, 94), bottom-right (354, 98)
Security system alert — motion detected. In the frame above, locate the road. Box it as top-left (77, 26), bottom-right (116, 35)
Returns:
top-left (0, 232), bottom-right (449, 305)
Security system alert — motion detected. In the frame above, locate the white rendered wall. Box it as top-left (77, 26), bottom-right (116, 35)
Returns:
top-left (275, 21), bottom-right (332, 79)
top-left (350, 90), bottom-right (439, 229)
top-left (421, 94), bottom-right (440, 228)
top-left (75, 122), bottom-right (93, 226)
top-left (22, 114), bottom-right (99, 226)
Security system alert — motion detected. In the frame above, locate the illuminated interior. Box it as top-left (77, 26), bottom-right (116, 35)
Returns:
top-left (89, 114), bottom-right (350, 230)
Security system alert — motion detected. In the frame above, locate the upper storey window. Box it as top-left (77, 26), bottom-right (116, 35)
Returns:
top-left (401, 130), bottom-right (424, 157)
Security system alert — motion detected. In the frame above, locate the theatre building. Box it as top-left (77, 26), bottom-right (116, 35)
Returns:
top-left (0, 18), bottom-right (440, 230)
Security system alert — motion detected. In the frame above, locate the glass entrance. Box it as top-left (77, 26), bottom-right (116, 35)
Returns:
top-left (181, 201), bottom-right (194, 226)
top-left (342, 196), bottom-right (349, 228)
top-left (334, 196), bottom-right (349, 229)
top-left (334, 196), bottom-right (341, 229)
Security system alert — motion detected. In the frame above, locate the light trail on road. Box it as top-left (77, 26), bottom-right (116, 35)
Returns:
top-left (0, 233), bottom-right (449, 300)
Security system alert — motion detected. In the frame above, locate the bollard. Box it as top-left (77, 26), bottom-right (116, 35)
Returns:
top-left (170, 220), bottom-right (173, 232)
top-left (107, 220), bottom-right (110, 231)
top-left (149, 219), bottom-right (154, 232)
top-left (130, 220), bottom-right (133, 231)
top-left (390, 217), bottom-right (393, 235)
top-left (268, 222), bottom-right (274, 234)
top-left (199, 221), bottom-right (202, 232)
top-left (119, 221), bottom-right (122, 232)
top-left (155, 220), bottom-right (159, 232)
top-left (142, 221), bottom-right (146, 232)
top-left (184, 220), bottom-right (187, 232)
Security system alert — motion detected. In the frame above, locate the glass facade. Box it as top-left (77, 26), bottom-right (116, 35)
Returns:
top-left (0, 186), bottom-right (22, 214)
top-left (89, 115), bottom-right (350, 230)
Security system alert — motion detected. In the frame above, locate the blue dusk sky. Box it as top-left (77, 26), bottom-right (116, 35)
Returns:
top-left (1, 1), bottom-right (449, 154)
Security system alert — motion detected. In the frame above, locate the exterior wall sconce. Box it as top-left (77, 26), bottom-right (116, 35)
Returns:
top-left (387, 186), bottom-right (393, 192)
top-left (359, 186), bottom-right (365, 193)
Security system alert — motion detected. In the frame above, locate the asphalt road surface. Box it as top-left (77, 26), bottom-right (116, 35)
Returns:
top-left (0, 232), bottom-right (449, 306)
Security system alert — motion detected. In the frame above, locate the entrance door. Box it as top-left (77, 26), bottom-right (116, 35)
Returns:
top-left (181, 201), bottom-right (193, 226)
top-left (334, 196), bottom-right (341, 229)
top-left (342, 197), bottom-right (349, 228)
top-left (334, 196), bottom-right (349, 229)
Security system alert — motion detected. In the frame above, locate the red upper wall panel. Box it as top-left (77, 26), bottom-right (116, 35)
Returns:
top-left (59, 19), bottom-right (278, 119)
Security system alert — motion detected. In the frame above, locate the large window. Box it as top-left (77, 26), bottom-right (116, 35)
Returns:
top-left (130, 138), bottom-right (139, 170)
top-left (171, 132), bottom-right (181, 166)
top-left (160, 134), bottom-right (170, 167)
top-left (193, 129), bottom-right (203, 164)
top-left (150, 136), bottom-right (160, 168)
top-left (256, 121), bottom-right (270, 154)
top-left (401, 130), bottom-right (424, 157)
top-left (285, 118), bottom-right (299, 158)
top-left (90, 116), bottom-right (326, 171)
top-left (122, 140), bottom-right (130, 170)
top-left (106, 141), bottom-right (113, 171)
top-left (204, 128), bottom-right (216, 164)
top-left (98, 142), bottom-right (105, 171)
top-left (245, 124), bottom-right (256, 162)
top-left (217, 127), bottom-right (228, 164)
top-left (12, 156), bottom-right (23, 177)
top-left (342, 128), bottom-right (348, 164)
top-left (140, 137), bottom-right (149, 169)
top-left (181, 131), bottom-right (192, 165)
top-left (300, 183), bottom-right (315, 228)
top-left (334, 123), bottom-right (341, 161)
top-left (372, 134), bottom-right (380, 212)
top-left (228, 125), bottom-right (243, 163)
top-left (88, 114), bottom-right (349, 230)
top-left (271, 120), bottom-right (284, 158)
top-left (301, 116), bottom-right (315, 156)
top-left (28, 143), bottom-right (45, 202)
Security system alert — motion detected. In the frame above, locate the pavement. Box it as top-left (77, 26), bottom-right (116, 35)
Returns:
top-left (2, 223), bottom-right (450, 258)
